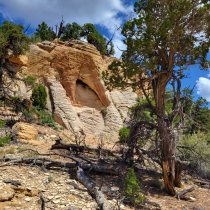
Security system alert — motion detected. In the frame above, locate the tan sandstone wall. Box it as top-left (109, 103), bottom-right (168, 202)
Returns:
top-left (9, 40), bottom-right (139, 135)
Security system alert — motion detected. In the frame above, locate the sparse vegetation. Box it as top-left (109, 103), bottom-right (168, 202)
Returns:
top-left (38, 109), bottom-right (58, 130)
top-left (4, 146), bottom-right (16, 154)
top-left (47, 175), bottom-right (53, 182)
top-left (101, 106), bottom-right (108, 116)
top-left (23, 76), bottom-right (37, 86)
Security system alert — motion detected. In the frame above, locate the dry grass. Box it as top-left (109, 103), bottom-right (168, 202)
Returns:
top-left (4, 146), bottom-right (16, 154)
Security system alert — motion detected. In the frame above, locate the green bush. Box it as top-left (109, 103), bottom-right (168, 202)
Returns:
top-left (122, 168), bottom-right (145, 205)
top-left (0, 119), bottom-right (6, 128)
top-left (0, 136), bottom-right (11, 147)
top-left (31, 84), bottom-right (47, 109)
top-left (38, 109), bottom-right (58, 130)
top-left (119, 127), bottom-right (130, 143)
top-left (22, 106), bottom-right (38, 123)
top-left (30, 33), bottom-right (42, 43)
top-left (24, 76), bottom-right (37, 86)
top-left (23, 109), bottom-right (35, 123)
top-left (178, 131), bottom-right (210, 178)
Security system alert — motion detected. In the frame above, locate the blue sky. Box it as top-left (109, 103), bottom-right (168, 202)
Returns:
top-left (0, 0), bottom-right (209, 104)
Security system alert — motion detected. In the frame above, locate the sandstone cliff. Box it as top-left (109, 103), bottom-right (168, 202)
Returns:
top-left (10, 40), bottom-right (138, 135)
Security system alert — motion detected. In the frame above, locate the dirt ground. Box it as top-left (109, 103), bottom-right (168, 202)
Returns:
top-left (0, 124), bottom-right (210, 210)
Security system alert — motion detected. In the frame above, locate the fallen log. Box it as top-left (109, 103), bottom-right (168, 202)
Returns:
top-left (51, 140), bottom-right (162, 167)
top-left (51, 139), bottom-right (120, 156)
top-left (76, 166), bottom-right (112, 210)
top-left (0, 157), bottom-right (119, 175)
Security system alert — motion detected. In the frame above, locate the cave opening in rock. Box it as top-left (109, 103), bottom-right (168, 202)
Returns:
top-left (75, 79), bottom-right (103, 110)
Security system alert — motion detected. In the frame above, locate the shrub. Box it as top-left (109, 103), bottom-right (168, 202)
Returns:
top-left (178, 131), bottom-right (210, 178)
top-left (24, 76), bottom-right (37, 86)
top-left (119, 127), bottom-right (130, 143)
top-left (30, 33), bottom-right (42, 43)
top-left (101, 107), bottom-right (108, 116)
top-left (23, 109), bottom-right (35, 123)
top-left (0, 136), bottom-right (11, 147)
top-left (47, 175), bottom-right (53, 182)
top-left (55, 73), bottom-right (60, 80)
top-left (122, 168), bottom-right (145, 205)
top-left (5, 146), bottom-right (15, 154)
top-left (22, 106), bottom-right (38, 123)
top-left (0, 119), bottom-right (6, 128)
top-left (31, 84), bottom-right (47, 109)
top-left (38, 109), bottom-right (58, 130)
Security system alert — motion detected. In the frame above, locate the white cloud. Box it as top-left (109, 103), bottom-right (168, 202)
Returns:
top-left (197, 77), bottom-right (210, 102)
top-left (0, 0), bottom-right (134, 58)
top-left (208, 74), bottom-right (210, 78)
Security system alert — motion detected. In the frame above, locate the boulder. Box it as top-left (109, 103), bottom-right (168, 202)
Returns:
top-left (0, 186), bottom-right (15, 202)
top-left (12, 122), bottom-right (38, 140)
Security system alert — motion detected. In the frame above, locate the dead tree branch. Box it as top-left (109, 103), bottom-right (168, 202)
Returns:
top-left (0, 157), bottom-right (119, 175)
top-left (76, 166), bottom-right (113, 210)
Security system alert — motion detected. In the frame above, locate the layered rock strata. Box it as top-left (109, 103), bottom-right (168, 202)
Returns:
top-left (9, 40), bottom-right (138, 135)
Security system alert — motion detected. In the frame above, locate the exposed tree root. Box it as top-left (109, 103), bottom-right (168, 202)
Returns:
top-left (176, 186), bottom-right (195, 201)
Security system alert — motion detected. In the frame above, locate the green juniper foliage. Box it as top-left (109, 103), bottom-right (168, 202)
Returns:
top-left (60, 22), bottom-right (83, 41)
top-left (30, 33), bottom-right (42, 43)
top-left (0, 136), bottom-right (11, 147)
top-left (119, 127), bottom-right (130, 143)
top-left (123, 168), bottom-right (145, 205)
top-left (31, 84), bottom-right (47, 109)
top-left (0, 20), bottom-right (30, 100)
top-left (35, 22), bottom-right (53, 41)
top-left (103, 0), bottom-right (210, 195)
top-left (81, 23), bottom-right (115, 56)
top-left (0, 119), bottom-right (6, 128)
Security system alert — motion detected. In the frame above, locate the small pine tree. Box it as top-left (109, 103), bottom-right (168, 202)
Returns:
top-left (31, 84), bottom-right (47, 109)
top-left (123, 168), bottom-right (145, 205)
top-left (119, 127), bottom-right (130, 143)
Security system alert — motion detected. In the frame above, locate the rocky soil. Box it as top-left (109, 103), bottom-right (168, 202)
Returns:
top-left (0, 123), bottom-right (210, 210)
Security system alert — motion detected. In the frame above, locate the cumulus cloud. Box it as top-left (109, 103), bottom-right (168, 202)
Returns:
top-left (0, 0), bottom-right (134, 58)
top-left (197, 77), bottom-right (210, 102)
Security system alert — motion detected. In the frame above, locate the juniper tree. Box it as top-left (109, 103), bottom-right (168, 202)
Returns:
top-left (0, 20), bottom-right (30, 101)
top-left (81, 23), bottom-right (115, 56)
top-left (103, 0), bottom-right (210, 195)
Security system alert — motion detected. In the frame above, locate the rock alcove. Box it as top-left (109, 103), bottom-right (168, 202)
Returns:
top-left (75, 79), bottom-right (103, 111)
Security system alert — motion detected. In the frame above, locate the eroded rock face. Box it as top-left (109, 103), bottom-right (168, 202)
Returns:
top-left (45, 76), bottom-right (82, 133)
top-left (9, 40), bottom-right (139, 135)
top-left (110, 89), bottom-right (138, 120)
